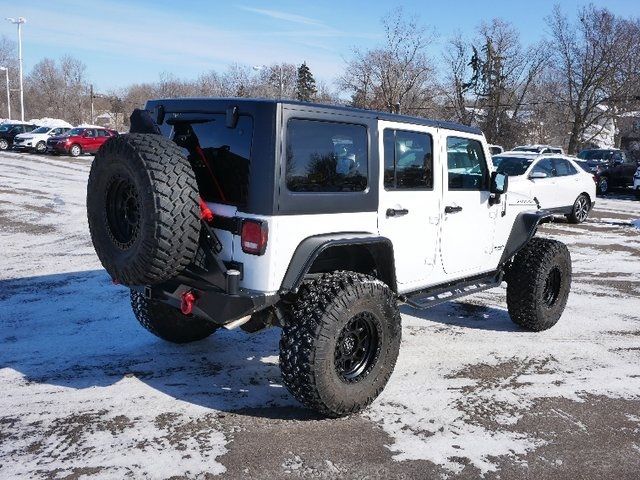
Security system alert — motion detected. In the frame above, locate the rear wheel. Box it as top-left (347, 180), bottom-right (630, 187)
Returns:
top-left (566, 194), bottom-right (590, 224)
top-left (279, 271), bottom-right (401, 417)
top-left (69, 144), bottom-right (82, 157)
top-left (597, 176), bottom-right (608, 195)
top-left (35, 141), bottom-right (47, 153)
top-left (506, 238), bottom-right (571, 331)
top-left (130, 290), bottom-right (217, 343)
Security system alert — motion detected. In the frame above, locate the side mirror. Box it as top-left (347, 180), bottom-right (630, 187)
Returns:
top-left (490, 171), bottom-right (508, 205)
top-left (529, 171), bottom-right (548, 179)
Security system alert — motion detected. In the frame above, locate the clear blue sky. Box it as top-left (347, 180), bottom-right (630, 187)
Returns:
top-left (1, 0), bottom-right (637, 93)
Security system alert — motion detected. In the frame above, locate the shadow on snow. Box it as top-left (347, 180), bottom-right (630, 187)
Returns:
top-left (0, 269), bottom-right (518, 419)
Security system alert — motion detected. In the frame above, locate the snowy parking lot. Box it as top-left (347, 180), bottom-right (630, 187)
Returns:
top-left (1, 151), bottom-right (639, 479)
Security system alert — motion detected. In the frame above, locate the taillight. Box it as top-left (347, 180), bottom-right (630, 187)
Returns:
top-left (241, 219), bottom-right (268, 255)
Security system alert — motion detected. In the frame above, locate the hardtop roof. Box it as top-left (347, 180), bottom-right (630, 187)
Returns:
top-left (147, 97), bottom-right (483, 136)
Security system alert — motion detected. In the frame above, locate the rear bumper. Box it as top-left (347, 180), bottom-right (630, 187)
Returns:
top-left (133, 282), bottom-right (279, 326)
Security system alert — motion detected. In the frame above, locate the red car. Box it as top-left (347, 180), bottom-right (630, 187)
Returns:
top-left (47, 127), bottom-right (118, 157)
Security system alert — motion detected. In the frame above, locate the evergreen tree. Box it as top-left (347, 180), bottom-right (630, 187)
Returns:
top-left (295, 62), bottom-right (317, 102)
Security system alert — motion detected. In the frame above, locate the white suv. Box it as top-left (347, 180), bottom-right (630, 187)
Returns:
top-left (86, 99), bottom-right (573, 417)
top-left (13, 125), bottom-right (72, 153)
top-left (493, 152), bottom-right (596, 223)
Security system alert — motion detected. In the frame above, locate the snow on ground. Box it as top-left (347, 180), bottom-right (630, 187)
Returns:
top-left (1, 152), bottom-right (639, 478)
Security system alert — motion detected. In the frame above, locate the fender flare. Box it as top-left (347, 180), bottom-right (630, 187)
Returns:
top-left (280, 233), bottom-right (396, 294)
top-left (499, 210), bottom-right (553, 266)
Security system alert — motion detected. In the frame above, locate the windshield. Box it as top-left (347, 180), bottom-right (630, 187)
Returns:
top-left (32, 126), bottom-right (50, 134)
top-left (66, 128), bottom-right (84, 136)
top-left (492, 156), bottom-right (534, 176)
top-left (577, 150), bottom-right (613, 161)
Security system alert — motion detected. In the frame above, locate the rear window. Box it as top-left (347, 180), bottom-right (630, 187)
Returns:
top-left (383, 129), bottom-right (433, 189)
top-left (286, 119), bottom-right (368, 192)
top-left (171, 114), bottom-right (253, 207)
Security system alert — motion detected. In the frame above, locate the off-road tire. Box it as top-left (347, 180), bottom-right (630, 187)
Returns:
top-left (0, 139), bottom-right (8, 150)
top-left (87, 133), bottom-right (200, 286)
top-left (35, 141), bottom-right (46, 153)
top-left (130, 290), bottom-right (217, 343)
top-left (506, 238), bottom-right (571, 331)
top-left (566, 193), bottom-right (590, 224)
top-left (279, 271), bottom-right (402, 417)
top-left (70, 143), bottom-right (82, 157)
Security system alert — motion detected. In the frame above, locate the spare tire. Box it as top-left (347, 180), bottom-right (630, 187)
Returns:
top-left (87, 133), bottom-right (200, 286)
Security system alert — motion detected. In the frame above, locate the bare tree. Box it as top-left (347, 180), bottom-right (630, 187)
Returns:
top-left (441, 33), bottom-right (476, 125)
top-left (440, 20), bottom-right (545, 145)
top-left (339, 8), bottom-right (437, 115)
top-left (547, 5), bottom-right (640, 153)
top-left (0, 35), bottom-right (19, 119)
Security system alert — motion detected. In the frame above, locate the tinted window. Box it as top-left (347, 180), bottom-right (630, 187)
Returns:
top-left (532, 159), bottom-right (556, 177)
top-left (171, 114), bottom-right (253, 207)
top-left (97, 130), bottom-right (109, 137)
top-left (286, 119), bottom-right (367, 192)
top-left (492, 156), bottom-right (534, 176)
top-left (554, 159), bottom-right (577, 176)
top-left (384, 129), bottom-right (433, 189)
top-left (578, 149), bottom-right (614, 161)
top-left (447, 137), bottom-right (488, 190)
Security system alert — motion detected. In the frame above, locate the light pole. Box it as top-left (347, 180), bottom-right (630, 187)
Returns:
top-left (6, 17), bottom-right (26, 121)
top-left (0, 67), bottom-right (9, 120)
top-left (253, 64), bottom-right (283, 99)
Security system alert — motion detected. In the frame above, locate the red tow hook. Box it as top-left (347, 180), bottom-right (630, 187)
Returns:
top-left (180, 291), bottom-right (197, 315)
top-left (199, 197), bottom-right (214, 223)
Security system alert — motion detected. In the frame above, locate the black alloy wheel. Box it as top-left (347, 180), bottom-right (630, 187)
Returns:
top-left (334, 312), bottom-right (381, 382)
top-left (105, 176), bottom-right (140, 249)
top-left (542, 267), bottom-right (562, 307)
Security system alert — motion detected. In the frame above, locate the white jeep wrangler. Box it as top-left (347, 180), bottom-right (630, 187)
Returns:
top-left (86, 99), bottom-right (572, 417)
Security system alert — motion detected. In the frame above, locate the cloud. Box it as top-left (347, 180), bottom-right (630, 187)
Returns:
top-left (238, 6), bottom-right (327, 28)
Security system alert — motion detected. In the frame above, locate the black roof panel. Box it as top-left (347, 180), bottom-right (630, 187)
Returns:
top-left (147, 97), bottom-right (482, 136)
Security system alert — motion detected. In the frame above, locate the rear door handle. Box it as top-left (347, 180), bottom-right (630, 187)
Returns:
top-left (445, 205), bottom-right (463, 214)
top-left (386, 208), bottom-right (409, 217)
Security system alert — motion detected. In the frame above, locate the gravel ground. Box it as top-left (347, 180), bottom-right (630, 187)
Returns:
top-left (1, 151), bottom-right (639, 479)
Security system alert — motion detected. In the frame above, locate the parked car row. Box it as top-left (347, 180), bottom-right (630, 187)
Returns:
top-left (0, 122), bottom-right (118, 157)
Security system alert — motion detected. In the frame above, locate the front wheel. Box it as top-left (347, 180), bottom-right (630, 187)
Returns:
top-left (566, 194), bottom-right (590, 224)
top-left (69, 144), bottom-right (82, 157)
top-left (0, 139), bottom-right (8, 150)
top-left (35, 141), bottom-right (47, 153)
top-left (279, 272), bottom-right (401, 417)
top-left (506, 238), bottom-right (571, 331)
top-left (130, 290), bottom-right (218, 343)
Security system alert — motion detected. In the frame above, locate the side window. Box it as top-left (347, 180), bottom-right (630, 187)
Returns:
top-left (446, 137), bottom-right (488, 190)
top-left (98, 130), bottom-right (108, 137)
top-left (383, 129), bottom-right (433, 190)
top-left (555, 159), bottom-right (577, 176)
top-left (286, 119), bottom-right (368, 192)
top-left (532, 159), bottom-right (556, 177)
